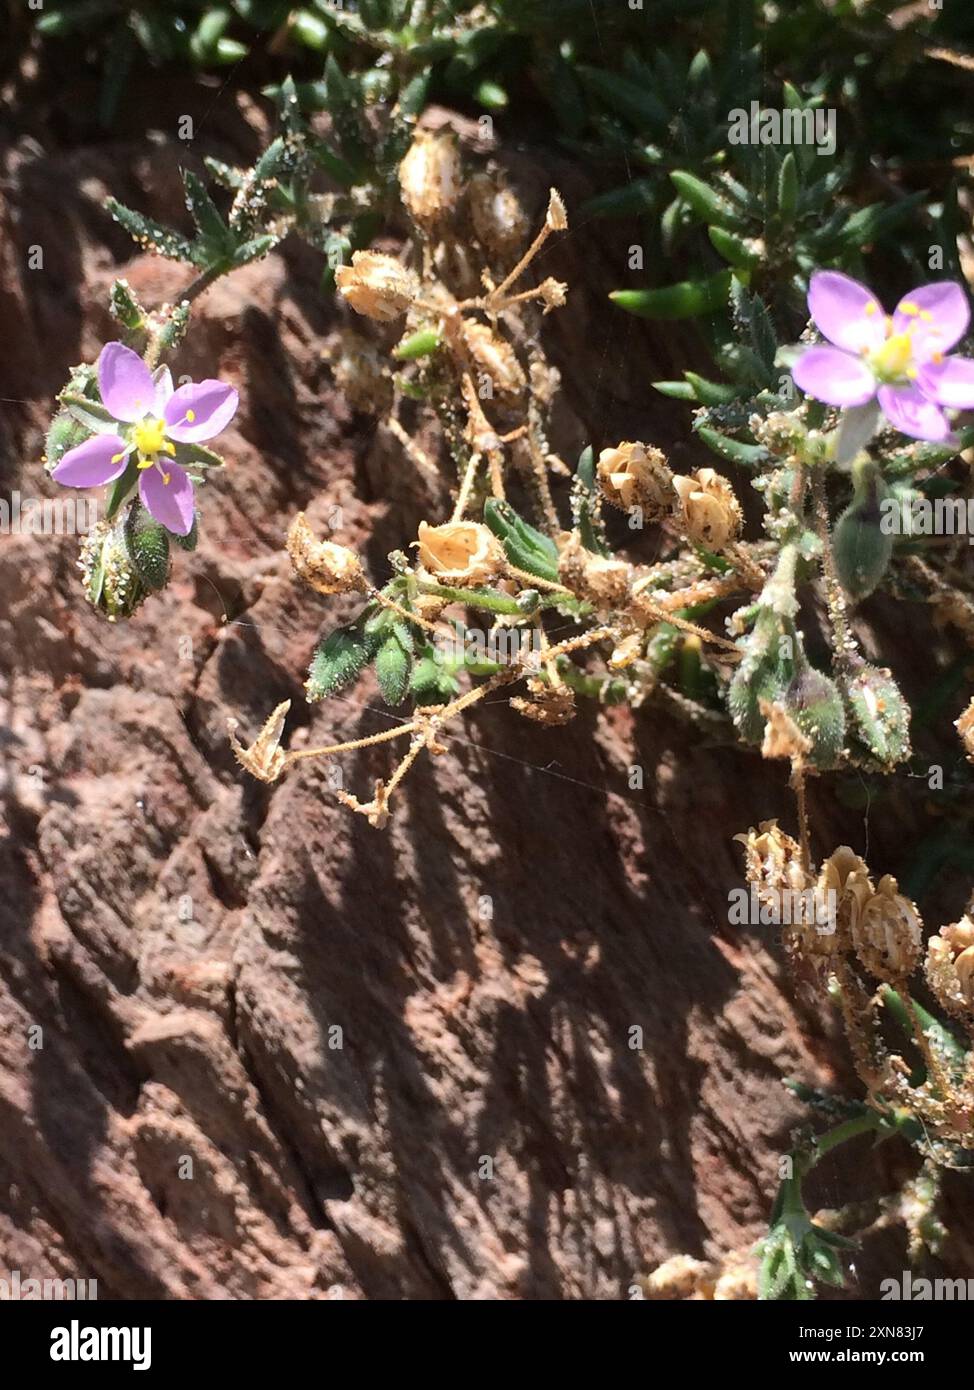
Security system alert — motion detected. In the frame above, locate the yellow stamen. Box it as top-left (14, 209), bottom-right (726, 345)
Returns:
top-left (162, 471), bottom-right (171, 486)
top-left (186, 409), bottom-right (196, 423)
top-left (919, 309), bottom-right (933, 322)
top-left (871, 331), bottom-right (914, 378)
top-left (133, 416), bottom-right (169, 458)
top-left (864, 302), bottom-right (879, 316)
top-left (899, 300), bottom-right (920, 317)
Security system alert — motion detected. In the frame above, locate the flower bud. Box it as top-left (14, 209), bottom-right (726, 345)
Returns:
top-left (832, 460), bottom-right (893, 600)
top-left (843, 658), bottom-right (910, 770)
top-left (399, 130), bottom-right (463, 229)
top-left (417, 520), bottom-right (504, 586)
top-left (597, 441), bottom-right (674, 519)
top-left (287, 512), bottom-right (365, 595)
top-left (672, 467), bottom-right (742, 549)
top-left (853, 874), bottom-right (922, 983)
top-left (467, 172), bottom-right (529, 259)
top-left (336, 251), bottom-right (419, 322)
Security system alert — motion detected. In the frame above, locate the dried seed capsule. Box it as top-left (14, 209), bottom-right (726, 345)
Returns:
top-left (853, 874), bottom-right (923, 983)
top-left (814, 846), bottom-right (873, 952)
top-left (671, 467), bottom-right (742, 549)
top-left (416, 520), bottom-right (504, 586)
top-left (287, 512), bottom-right (364, 595)
top-left (467, 172), bottom-right (529, 259)
top-left (597, 441), bottom-right (675, 520)
top-left (398, 129), bottom-right (462, 229)
top-left (335, 251), bottom-right (419, 322)
top-left (462, 321), bottom-right (527, 396)
top-left (327, 330), bottom-right (394, 414)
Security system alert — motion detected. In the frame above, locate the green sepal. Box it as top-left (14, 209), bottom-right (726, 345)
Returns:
top-left (483, 498), bottom-right (560, 583)
top-left (123, 501), bottom-right (171, 591)
top-left (375, 632), bottom-right (413, 706)
top-left (306, 616), bottom-right (379, 702)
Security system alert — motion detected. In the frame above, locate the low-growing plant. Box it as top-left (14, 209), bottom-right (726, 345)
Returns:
top-left (35, 1), bottom-right (974, 1303)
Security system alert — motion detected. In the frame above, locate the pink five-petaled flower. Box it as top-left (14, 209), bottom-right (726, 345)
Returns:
top-left (52, 342), bottom-right (238, 536)
top-left (792, 271), bottom-right (974, 443)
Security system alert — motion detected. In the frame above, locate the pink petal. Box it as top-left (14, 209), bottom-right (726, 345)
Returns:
top-left (793, 345), bottom-right (876, 406)
top-left (138, 461), bottom-right (195, 536)
top-left (878, 384), bottom-right (951, 442)
top-left (97, 342), bottom-right (156, 423)
top-left (163, 380), bottom-right (238, 442)
top-left (893, 282), bottom-right (970, 360)
top-left (916, 355), bottom-right (974, 410)
top-left (52, 433), bottom-right (130, 487)
top-left (808, 271), bottom-right (886, 353)
top-left (153, 366), bottom-right (175, 415)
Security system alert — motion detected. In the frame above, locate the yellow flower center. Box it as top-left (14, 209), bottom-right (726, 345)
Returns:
top-left (133, 416), bottom-right (173, 459)
top-left (869, 331), bottom-right (915, 381)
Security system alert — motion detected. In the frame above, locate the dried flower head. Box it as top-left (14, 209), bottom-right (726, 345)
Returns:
top-left (597, 441), bottom-right (675, 519)
top-left (399, 129), bottom-right (463, 229)
top-left (336, 251), bottom-right (419, 322)
top-left (853, 873), bottom-right (923, 982)
top-left (925, 912), bottom-right (974, 1018)
top-left (672, 467), bottom-right (743, 549)
top-left (511, 677), bottom-right (576, 726)
top-left (759, 699), bottom-right (813, 762)
top-left (735, 820), bottom-right (813, 905)
top-left (287, 512), bottom-right (365, 596)
top-left (416, 520), bottom-right (504, 586)
top-left (545, 188), bottom-right (568, 232)
top-left (557, 533), bottom-right (632, 608)
top-left (609, 633), bottom-right (643, 670)
top-left (538, 278), bottom-right (568, 314)
top-left (957, 695), bottom-right (974, 762)
top-left (467, 172), bottom-right (529, 259)
top-left (228, 701), bottom-right (291, 784)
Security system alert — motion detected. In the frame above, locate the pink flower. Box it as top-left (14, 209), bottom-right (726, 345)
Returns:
top-left (53, 342), bottom-right (238, 536)
top-left (792, 271), bottom-right (974, 442)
